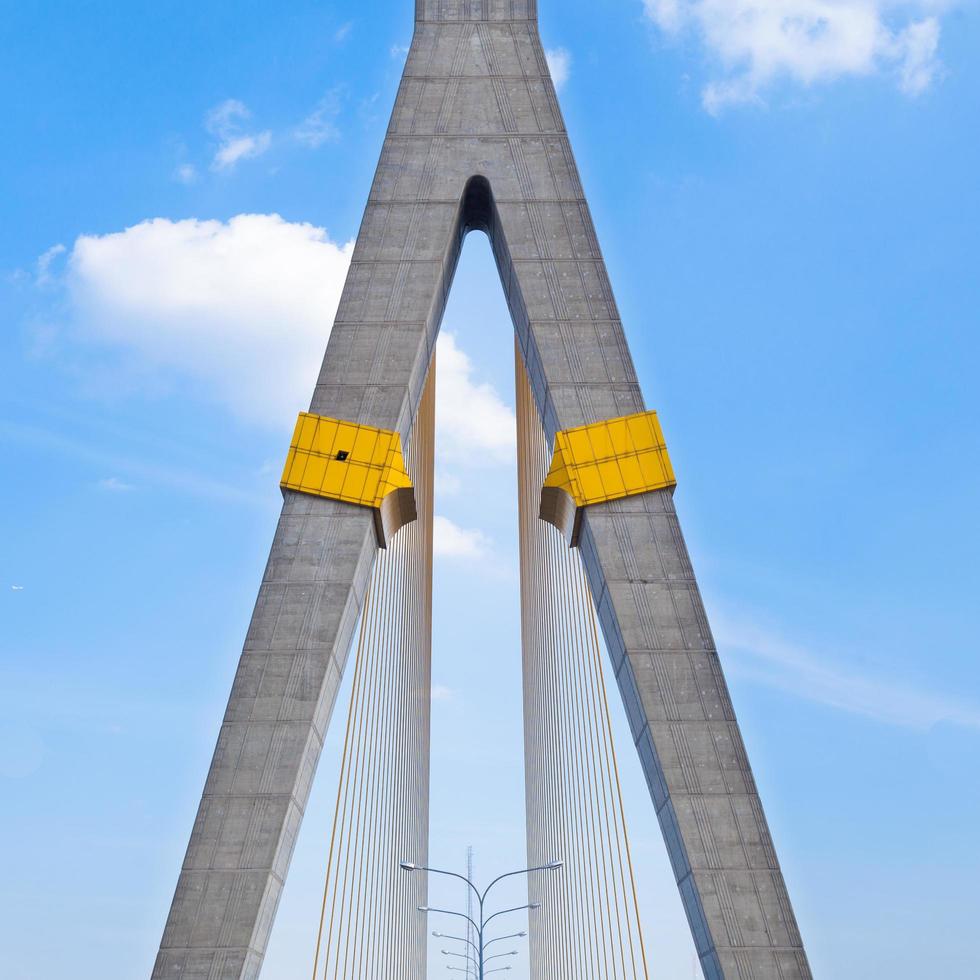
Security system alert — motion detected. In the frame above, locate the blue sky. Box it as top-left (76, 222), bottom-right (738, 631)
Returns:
top-left (1, 0), bottom-right (979, 977)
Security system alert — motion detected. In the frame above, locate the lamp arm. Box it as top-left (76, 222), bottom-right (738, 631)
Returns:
top-left (481, 864), bottom-right (555, 904)
top-left (412, 864), bottom-right (482, 906)
top-left (483, 904), bottom-right (535, 930)
top-left (421, 906), bottom-right (481, 934)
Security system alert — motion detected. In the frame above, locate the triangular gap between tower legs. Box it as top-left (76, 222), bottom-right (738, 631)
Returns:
top-left (422, 212), bottom-right (535, 978)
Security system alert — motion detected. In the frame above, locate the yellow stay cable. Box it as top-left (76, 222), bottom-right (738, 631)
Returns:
top-left (518, 359), bottom-right (578, 979)
top-left (333, 543), bottom-right (392, 978)
top-left (310, 366), bottom-right (435, 980)
top-left (350, 535), bottom-right (400, 977)
top-left (310, 551), bottom-right (377, 980)
top-left (551, 526), bottom-right (608, 979)
top-left (516, 347), bottom-right (651, 980)
top-left (579, 553), bottom-right (652, 978)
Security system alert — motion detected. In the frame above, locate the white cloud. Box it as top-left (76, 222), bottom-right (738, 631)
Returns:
top-left (435, 471), bottom-right (463, 496)
top-left (212, 132), bottom-right (272, 171)
top-left (334, 22), bottom-right (353, 42)
top-left (433, 515), bottom-right (492, 560)
top-left (644, 0), bottom-right (945, 111)
top-left (10, 586), bottom-right (24, 592)
top-left (46, 216), bottom-right (520, 454)
top-left (431, 684), bottom-right (455, 701)
top-left (546, 47), bottom-right (572, 90)
top-left (716, 614), bottom-right (980, 731)
top-left (206, 99), bottom-right (248, 133)
top-left (98, 477), bottom-right (134, 492)
top-left (64, 214), bottom-right (353, 426)
top-left (206, 99), bottom-right (272, 171)
top-left (295, 89), bottom-right (343, 148)
top-left (36, 244), bottom-right (66, 285)
top-left (174, 163), bottom-right (198, 185)
top-left (894, 16), bottom-right (941, 94)
top-left (436, 332), bottom-right (516, 466)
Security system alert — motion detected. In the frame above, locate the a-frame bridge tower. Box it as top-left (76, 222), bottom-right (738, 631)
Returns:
top-left (151, 2), bottom-right (812, 978)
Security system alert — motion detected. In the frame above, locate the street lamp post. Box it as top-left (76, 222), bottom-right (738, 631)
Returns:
top-left (441, 948), bottom-right (518, 977)
top-left (401, 858), bottom-right (562, 979)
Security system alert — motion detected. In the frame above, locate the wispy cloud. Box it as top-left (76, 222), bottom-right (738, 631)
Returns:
top-left (334, 22), bottom-right (353, 43)
top-left (435, 471), bottom-right (462, 496)
top-left (644, 0), bottom-right (946, 112)
top-left (0, 418), bottom-right (265, 506)
top-left (36, 244), bottom-right (66, 285)
top-left (206, 99), bottom-right (272, 172)
top-left (716, 614), bottom-right (980, 731)
top-left (433, 515), bottom-right (492, 560)
top-left (546, 47), bottom-right (572, 91)
top-left (212, 132), bottom-right (272, 171)
top-left (431, 684), bottom-right (456, 702)
top-left (10, 586), bottom-right (24, 592)
top-left (173, 163), bottom-right (198, 185)
top-left (295, 89), bottom-right (344, 148)
top-left (98, 477), bottom-right (134, 493)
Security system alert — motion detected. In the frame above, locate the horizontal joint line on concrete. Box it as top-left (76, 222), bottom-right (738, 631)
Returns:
top-left (384, 132), bottom-right (566, 139)
top-left (414, 19), bottom-right (538, 24)
top-left (199, 792), bottom-right (310, 810)
top-left (712, 945), bottom-right (809, 953)
top-left (622, 647), bottom-right (723, 656)
top-left (364, 198), bottom-right (587, 206)
top-left (508, 258), bottom-right (615, 265)
top-left (402, 74), bottom-right (553, 81)
top-left (330, 317), bottom-right (621, 325)
top-left (328, 320), bottom-right (428, 327)
top-left (197, 790), bottom-right (303, 799)
top-left (160, 942), bottom-right (270, 954)
top-left (506, 318), bottom-right (626, 325)
top-left (334, 320), bottom-right (631, 328)
top-left (536, 378), bottom-right (641, 383)
top-left (179, 869), bottom-right (288, 881)
top-left (348, 259), bottom-right (445, 265)
top-left (662, 790), bottom-right (764, 797)
top-left (345, 257), bottom-right (611, 266)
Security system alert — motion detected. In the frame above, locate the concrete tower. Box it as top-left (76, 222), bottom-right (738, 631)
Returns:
top-left (151, 2), bottom-right (812, 978)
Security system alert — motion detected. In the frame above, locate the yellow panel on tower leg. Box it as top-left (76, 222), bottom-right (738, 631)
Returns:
top-left (281, 413), bottom-right (417, 548)
top-left (539, 410), bottom-right (676, 545)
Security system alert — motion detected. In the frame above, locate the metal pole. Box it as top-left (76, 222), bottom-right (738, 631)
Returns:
top-left (467, 847), bottom-right (476, 961)
top-left (478, 885), bottom-right (484, 980)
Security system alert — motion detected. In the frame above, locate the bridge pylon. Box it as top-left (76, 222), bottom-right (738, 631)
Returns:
top-left (151, 3), bottom-right (812, 978)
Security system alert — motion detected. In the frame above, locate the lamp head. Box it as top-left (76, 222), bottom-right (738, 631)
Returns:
top-left (547, 859), bottom-right (563, 870)
top-left (400, 861), bottom-right (417, 871)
